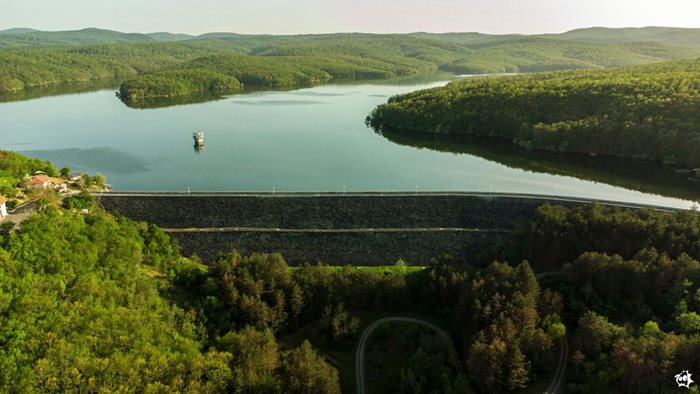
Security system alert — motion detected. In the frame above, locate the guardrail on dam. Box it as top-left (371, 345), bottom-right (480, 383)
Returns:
top-left (95, 192), bottom-right (676, 265)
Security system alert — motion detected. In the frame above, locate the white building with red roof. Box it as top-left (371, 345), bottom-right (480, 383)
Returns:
top-left (24, 175), bottom-right (51, 191)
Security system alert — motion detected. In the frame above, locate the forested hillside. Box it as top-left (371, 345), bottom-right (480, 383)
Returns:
top-left (440, 38), bottom-right (698, 74)
top-left (513, 204), bottom-right (700, 393)
top-left (368, 59), bottom-right (700, 167)
top-left (414, 26), bottom-right (700, 50)
top-left (0, 41), bottom-right (250, 94)
top-left (4, 197), bottom-right (700, 392)
top-left (118, 36), bottom-right (462, 100)
top-left (0, 27), bottom-right (180, 47)
top-left (0, 204), bottom-right (347, 392)
top-left (2, 27), bottom-right (700, 103)
top-left (3, 149), bottom-right (700, 392)
top-left (549, 26), bottom-right (700, 48)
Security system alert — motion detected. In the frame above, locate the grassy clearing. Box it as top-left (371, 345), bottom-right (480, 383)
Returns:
top-left (289, 265), bottom-right (426, 274)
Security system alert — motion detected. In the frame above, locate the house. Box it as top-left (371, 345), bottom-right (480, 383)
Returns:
top-left (24, 175), bottom-right (51, 191)
top-left (69, 172), bottom-right (84, 182)
top-left (54, 183), bottom-right (69, 193)
top-left (0, 197), bottom-right (7, 218)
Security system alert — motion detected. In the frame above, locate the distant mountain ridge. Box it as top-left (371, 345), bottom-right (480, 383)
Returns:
top-left (2, 26), bottom-right (700, 48)
top-left (0, 27), bottom-right (194, 46)
top-left (548, 26), bottom-right (700, 48)
top-left (0, 27), bottom-right (39, 35)
top-left (145, 32), bottom-right (195, 42)
top-left (2, 26), bottom-right (700, 105)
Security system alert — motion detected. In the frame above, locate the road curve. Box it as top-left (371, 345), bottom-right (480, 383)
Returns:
top-left (536, 271), bottom-right (568, 394)
top-left (1, 201), bottom-right (37, 227)
top-left (355, 271), bottom-right (567, 394)
top-left (355, 316), bottom-right (463, 394)
top-left (546, 336), bottom-right (568, 394)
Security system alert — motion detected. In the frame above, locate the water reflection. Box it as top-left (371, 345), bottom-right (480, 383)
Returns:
top-left (118, 72), bottom-right (460, 109)
top-left (376, 128), bottom-right (700, 203)
top-left (5, 81), bottom-right (692, 208)
top-left (119, 91), bottom-right (229, 109)
top-left (0, 79), bottom-right (120, 104)
top-left (20, 147), bottom-right (151, 175)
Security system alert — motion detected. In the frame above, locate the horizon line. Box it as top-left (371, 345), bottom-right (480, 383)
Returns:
top-left (2, 24), bottom-right (700, 37)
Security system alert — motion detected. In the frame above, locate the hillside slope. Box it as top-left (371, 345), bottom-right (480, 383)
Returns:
top-left (2, 28), bottom-right (700, 104)
top-left (367, 59), bottom-right (700, 167)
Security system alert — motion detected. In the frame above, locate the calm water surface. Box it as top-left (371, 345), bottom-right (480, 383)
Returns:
top-left (1, 78), bottom-right (698, 209)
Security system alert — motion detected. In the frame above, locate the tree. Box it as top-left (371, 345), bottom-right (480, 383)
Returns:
top-left (219, 327), bottom-right (280, 393)
top-left (574, 311), bottom-right (625, 358)
top-left (401, 347), bottom-right (470, 394)
top-left (281, 341), bottom-right (340, 394)
top-left (676, 312), bottom-right (700, 335)
top-left (62, 190), bottom-right (94, 210)
top-left (94, 173), bottom-right (106, 187)
top-left (321, 303), bottom-right (361, 342)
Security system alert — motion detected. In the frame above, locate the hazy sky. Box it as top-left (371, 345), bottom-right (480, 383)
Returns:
top-left (2, 0), bottom-right (699, 35)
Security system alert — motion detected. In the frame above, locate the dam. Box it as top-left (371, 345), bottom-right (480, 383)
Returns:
top-left (96, 192), bottom-right (676, 265)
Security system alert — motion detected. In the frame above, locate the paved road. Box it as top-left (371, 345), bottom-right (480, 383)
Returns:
top-left (355, 271), bottom-right (567, 394)
top-left (0, 201), bottom-right (37, 227)
top-left (1, 191), bottom-right (80, 227)
top-left (162, 226), bottom-right (511, 234)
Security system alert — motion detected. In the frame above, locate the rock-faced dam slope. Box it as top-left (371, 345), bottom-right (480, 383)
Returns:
top-left (96, 192), bottom-right (673, 265)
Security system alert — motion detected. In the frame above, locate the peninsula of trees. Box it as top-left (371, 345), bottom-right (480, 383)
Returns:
top-left (367, 59), bottom-right (700, 167)
top-left (2, 27), bottom-right (700, 104)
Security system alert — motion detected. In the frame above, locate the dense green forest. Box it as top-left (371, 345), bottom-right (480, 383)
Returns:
top-left (0, 41), bottom-right (250, 94)
top-left (2, 27), bottom-right (700, 103)
top-left (118, 36), bottom-right (470, 100)
top-left (0, 202), bottom-right (557, 392)
top-left (514, 204), bottom-right (700, 393)
top-left (368, 59), bottom-right (700, 167)
top-left (3, 149), bottom-right (700, 392)
top-left (0, 204), bottom-right (346, 393)
top-left (439, 39), bottom-right (698, 74)
top-left (5, 196), bottom-right (700, 392)
top-left (547, 26), bottom-right (700, 48)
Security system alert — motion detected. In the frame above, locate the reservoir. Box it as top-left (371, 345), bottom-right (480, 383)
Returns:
top-left (1, 76), bottom-right (699, 209)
